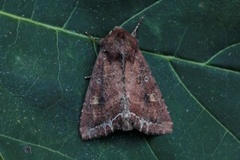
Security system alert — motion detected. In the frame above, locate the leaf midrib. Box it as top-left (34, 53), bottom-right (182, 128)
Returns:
top-left (1, 10), bottom-right (238, 75)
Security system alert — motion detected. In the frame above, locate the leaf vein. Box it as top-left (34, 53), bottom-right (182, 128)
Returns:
top-left (0, 134), bottom-right (74, 160)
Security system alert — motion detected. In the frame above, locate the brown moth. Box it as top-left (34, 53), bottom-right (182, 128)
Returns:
top-left (80, 19), bottom-right (173, 140)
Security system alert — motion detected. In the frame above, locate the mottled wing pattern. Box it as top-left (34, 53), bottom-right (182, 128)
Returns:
top-left (80, 26), bottom-right (173, 140)
top-left (125, 50), bottom-right (173, 135)
top-left (80, 51), bottom-right (124, 140)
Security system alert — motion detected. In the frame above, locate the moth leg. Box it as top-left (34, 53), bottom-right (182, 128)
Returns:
top-left (84, 75), bottom-right (92, 79)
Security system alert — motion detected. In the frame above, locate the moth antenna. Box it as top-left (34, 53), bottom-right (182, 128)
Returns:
top-left (84, 32), bottom-right (101, 43)
top-left (84, 32), bottom-right (100, 57)
top-left (131, 17), bottom-right (144, 37)
top-left (84, 32), bottom-right (96, 40)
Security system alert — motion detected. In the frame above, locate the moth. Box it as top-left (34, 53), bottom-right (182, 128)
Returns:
top-left (80, 19), bottom-right (173, 140)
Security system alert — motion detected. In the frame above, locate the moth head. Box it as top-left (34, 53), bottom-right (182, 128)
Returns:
top-left (100, 27), bottom-right (138, 62)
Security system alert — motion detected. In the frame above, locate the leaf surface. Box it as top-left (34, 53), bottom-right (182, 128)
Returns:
top-left (0, 0), bottom-right (240, 159)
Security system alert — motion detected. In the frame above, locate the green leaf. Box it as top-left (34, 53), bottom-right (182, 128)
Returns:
top-left (1, 0), bottom-right (240, 159)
